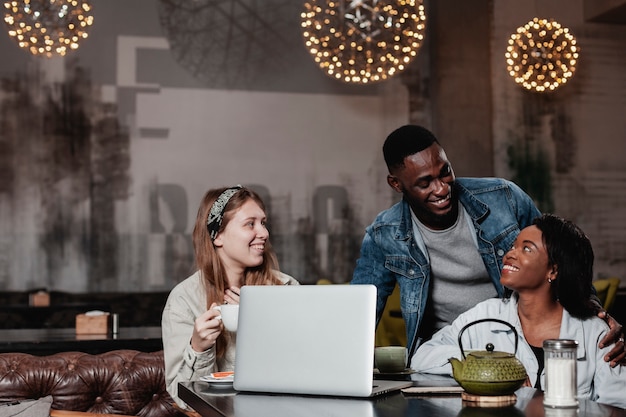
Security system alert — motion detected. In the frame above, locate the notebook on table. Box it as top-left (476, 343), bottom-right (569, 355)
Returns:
top-left (233, 284), bottom-right (412, 397)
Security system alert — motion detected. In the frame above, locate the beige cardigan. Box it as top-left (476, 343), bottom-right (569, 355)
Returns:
top-left (161, 270), bottom-right (299, 406)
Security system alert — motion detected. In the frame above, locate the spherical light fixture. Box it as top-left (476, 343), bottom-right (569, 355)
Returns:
top-left (301, 0), bottom-right (426, 84)
top-left (3, 0), bottom-right (94, 58)
top-left (505, 17), bottom-right (579, 93)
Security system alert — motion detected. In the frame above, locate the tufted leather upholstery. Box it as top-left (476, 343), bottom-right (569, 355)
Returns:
top-left (0, 350), bottom-right (186, 417)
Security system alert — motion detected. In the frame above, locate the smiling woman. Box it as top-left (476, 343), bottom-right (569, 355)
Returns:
top-left (161, 186), bottom-right (299, 408)
top-left (411, 214), bottom-right (626, 409)
top-left (212, 198), bottom-right (271, 275)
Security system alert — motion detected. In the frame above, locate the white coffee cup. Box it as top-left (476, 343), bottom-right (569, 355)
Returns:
top-left (214, 304), bottom-right (239, 332)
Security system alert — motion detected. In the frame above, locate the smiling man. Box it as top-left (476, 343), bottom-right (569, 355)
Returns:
top-left (351, 124), bottom-right (624, 365)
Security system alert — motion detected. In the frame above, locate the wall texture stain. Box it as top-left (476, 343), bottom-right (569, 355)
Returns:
top-left (1, 0), bottom-right (624, 292)
top-left (0, 61), bottom-right (130, 291)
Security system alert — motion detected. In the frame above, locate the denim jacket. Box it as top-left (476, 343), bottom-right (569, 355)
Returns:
top-left (351, 178), bottom-right (541, 361)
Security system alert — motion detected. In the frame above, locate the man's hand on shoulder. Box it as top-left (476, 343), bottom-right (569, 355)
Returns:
top-left (598, 310), bottom-right (625, 367)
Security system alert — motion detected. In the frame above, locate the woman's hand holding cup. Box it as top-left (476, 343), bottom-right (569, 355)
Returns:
top-left (190, 302), bottom-right (224, 352)
top-left (213, 303), bottom-right (239, 332)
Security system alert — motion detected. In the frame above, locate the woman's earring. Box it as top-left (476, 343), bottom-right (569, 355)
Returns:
top-left (548, 278), bottom-right (553, 284)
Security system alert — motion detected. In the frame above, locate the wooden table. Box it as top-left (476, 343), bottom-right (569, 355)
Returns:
top-left (0, 326), bottom-right (163, 355)
top-left (178, 380), bottom-right (626, 417)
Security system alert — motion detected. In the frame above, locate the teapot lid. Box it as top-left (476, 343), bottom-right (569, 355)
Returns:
top-left (458, 319), bottom-right (519, 360)
top-left (468, 350), bottom-right (515, 359)
top-left (469, 343), bottom-right (516, 359)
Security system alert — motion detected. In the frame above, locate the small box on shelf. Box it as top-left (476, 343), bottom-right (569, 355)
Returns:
top-left (29, 290), bottom-right (50, 307)
top-left (76, 312), bottom-right (110, 335)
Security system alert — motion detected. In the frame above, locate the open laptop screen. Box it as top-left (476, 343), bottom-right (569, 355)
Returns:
top-left (234, 284), bottom-right (409, 397)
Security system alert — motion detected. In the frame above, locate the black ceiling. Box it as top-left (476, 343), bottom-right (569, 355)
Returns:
top-left (584, 0), bottom-right (626, 24)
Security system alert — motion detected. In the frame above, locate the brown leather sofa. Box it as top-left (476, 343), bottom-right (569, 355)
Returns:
top-left (0, 349), bottom-right (187, 417)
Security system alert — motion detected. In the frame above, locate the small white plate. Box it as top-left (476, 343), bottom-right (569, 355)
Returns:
top-left (200, 374), bottom-right (234, 384)
top-left (401, 386), bottom-right (464, 395)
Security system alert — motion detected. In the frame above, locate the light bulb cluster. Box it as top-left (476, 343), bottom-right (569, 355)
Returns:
top-left (3, 0), bottom-right (94, 57)
top-left (301, 0), bottom-right (426, 84)
top-left (505, 17), bottom-right (579, 92)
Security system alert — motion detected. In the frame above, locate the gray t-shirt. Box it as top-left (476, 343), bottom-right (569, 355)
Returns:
top-left (412, 205), bottom-right (497, 339)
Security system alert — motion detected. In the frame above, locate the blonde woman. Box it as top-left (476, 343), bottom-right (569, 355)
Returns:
top-left (162, 186), bottom-right (298, 406)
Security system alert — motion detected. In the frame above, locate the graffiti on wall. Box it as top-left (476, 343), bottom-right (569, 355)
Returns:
top-left (0, 61), bottom-right (131, 291)
top-left (0, 63), bottom-right (365, 291)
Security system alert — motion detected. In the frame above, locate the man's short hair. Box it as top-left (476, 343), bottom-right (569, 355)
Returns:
top-left (383, 125), bottom-right (439, 172)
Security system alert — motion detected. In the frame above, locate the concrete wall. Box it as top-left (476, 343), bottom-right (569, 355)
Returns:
top-left (428, 0), bottom-right (494, 177)
top-left (490, 0), bottom-right (626, 281)
top-left (409, 0), bottom-right (626, 282)
top-left (0, 0), bottom-right (409, 291)
top-left (1, 0), bottom-right (625, 291)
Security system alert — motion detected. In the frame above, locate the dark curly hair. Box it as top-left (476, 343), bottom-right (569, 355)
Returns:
top-left (383, 125), bottom-right (439, 173)
top-left (533, 213), bottom-right (595, 319)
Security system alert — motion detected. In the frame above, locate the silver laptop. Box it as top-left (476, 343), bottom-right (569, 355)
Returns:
top-left (233, 284), bottom-right (411, 397)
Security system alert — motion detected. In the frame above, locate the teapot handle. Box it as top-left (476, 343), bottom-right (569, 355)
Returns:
top-left (457, 318), bottom-right (519, 360)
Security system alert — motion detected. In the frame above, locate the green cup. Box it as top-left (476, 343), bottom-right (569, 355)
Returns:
top-left (374, 346), bottom-right (407, 373)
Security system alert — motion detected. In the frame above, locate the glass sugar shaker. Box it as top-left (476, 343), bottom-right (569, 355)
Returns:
top-left (543, 339), bottom-right (579, 408)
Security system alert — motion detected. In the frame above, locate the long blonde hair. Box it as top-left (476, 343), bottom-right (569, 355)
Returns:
top-left (192, 186), bottom-right (282, 357)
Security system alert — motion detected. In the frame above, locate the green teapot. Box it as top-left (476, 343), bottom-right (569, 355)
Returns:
top-left (449, 318), bottom-right (528, 396)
